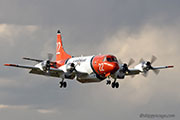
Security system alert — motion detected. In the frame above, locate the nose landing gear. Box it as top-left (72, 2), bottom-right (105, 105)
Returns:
top-left (106, 80), bottom-right (111, 85)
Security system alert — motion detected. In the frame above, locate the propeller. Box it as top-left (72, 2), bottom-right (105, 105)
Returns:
top-left (42, 53), bottom-right (55, 73)
top-left (142, 71), bottom-right (148, 77)
top-left (119, 58), bottom-right (135, 73)
top-left (66, 62), bottom-right (80, 73)
top-left (150, 55), bottom-right (157, 64)
top-left (48, 53), bottom-right (53, 61)
top-left (139, 58), bottom-right (145, 64)
top-left (153, 69), bottom-right (160, 75)
top-left (46, 53), bottom-right (54, 69)
top-left (141, 55), bottom-right (160, 77)
top-left (65, 62), bottom-right (80, 79)
top-left (128, 58), bottom-right (135, 67)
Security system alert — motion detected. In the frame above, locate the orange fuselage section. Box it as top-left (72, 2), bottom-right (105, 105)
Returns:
top-left (91, 55), bottom-right (119, 77)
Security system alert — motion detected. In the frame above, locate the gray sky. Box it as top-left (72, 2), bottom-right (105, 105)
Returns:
top-left (0, 0), bottom-right (180, 120)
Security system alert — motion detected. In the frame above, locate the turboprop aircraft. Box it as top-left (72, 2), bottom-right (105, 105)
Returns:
top-left (4, 30), bottom-right (174, 88)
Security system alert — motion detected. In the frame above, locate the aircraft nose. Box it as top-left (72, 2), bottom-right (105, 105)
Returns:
top-left (112, 62), bottom-right (119, 73)
top-left (105, 62), bottom-right (119, 73)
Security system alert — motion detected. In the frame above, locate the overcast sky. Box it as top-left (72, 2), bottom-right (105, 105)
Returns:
top-left (0, 0), bottom-right (180, 120)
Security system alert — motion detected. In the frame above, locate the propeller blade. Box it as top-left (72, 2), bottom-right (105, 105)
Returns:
top-left (142, 72), bottom-right (148, 77)
top-left (153, 69), bottom-right (160, 75)
top-left (139, 58), bottom-right (145, 63)
top-left (118, 59), bottom-right (123, 64)
top-left (131, 75), bottom-right (135, 78)
top-left (151, 55), bottom-right (157, 64)
top-left (128, 58), bottom-right (135, 67)
top-left (48, 53), bottom-right (53, 61)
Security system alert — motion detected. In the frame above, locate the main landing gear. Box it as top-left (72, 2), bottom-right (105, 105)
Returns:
top-left (106, 79), bottom-right (119, 88)
top-left (59, 78), bottom-right (67, 88)
top-left (111, 81), bottom-right (119, 88)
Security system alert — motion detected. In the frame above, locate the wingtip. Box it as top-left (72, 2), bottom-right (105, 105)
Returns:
top-left (4, 64), bottom-right (17, 67)
top-left (4, 64), bottom-right (10, 66)
top-left (167, 65), bottom-right (174, 68)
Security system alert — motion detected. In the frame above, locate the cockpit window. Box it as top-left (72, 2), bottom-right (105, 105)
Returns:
top-left (112, 57), bottom-right (118, 62)
top-left (107, 57), bottom-right (112, 62)
top-left (104, 56), bottom-right (118, 62)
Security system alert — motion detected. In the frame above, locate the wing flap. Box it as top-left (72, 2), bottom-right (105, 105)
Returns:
top-left (126, 68), bottom-right (141, 75)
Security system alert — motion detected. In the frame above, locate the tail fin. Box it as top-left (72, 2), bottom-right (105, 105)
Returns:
top-left (56, 30), bottom-right (71, 61)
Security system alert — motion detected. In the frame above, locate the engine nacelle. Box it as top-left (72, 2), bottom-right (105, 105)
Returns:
top-left (39, 60), bottom-right (51, 71)
top-left (66, 63), bottom-right (75, 72)
top-left (64, 71), bottom-right (76, 79)
top-left (64, 63), bottom-right (76, 79)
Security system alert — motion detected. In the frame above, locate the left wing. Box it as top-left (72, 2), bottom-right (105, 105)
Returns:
top-left (126, 65), bottom-right (174, 75)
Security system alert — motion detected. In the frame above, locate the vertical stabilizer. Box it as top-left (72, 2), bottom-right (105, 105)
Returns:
top-left (56, 30), bottom-right (71, 61)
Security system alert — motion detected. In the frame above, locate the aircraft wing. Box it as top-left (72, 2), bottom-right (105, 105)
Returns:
top-left (4, 64), bottom-right (38, 69)
top-left (152, 65), bottom-right (174, 70)
top-left (4, 64), bottom-right (64, 78)
top-left (125, 65), bottom-right (174, 76)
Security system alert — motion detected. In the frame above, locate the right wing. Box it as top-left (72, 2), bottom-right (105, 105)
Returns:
top-left (4, 64), bottom-right (64, 78)
top-left (4, 63), bottom-right (38, 69)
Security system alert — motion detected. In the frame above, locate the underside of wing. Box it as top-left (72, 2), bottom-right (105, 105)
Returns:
top-left (126, 68), bottom-right (141, 75)
top-left (29, 68), bottom-right (62, 77)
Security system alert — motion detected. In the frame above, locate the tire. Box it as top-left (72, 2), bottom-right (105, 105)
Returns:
top-left (111, 82), bottom-right (115, 88)
top-left (63, 82), bottom-right (67, 88)
top-left (115, 82), bottom-right (119, 88)
top-left (106, 80), bottom-right (111, 85)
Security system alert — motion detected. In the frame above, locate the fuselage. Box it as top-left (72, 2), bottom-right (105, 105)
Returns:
top-left (56, 54), bottom-right (119, 83)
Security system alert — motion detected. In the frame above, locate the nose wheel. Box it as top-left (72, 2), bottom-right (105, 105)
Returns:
top-left (59, 78), bottom-right (67, 88)
top-left (106, 80), bottom-right (111, 85)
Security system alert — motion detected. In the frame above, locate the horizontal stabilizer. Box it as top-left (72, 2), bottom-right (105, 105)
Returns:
top-left (23, 57), bottom-right (43, 62)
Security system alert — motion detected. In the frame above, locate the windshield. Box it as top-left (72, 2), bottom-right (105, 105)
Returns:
top-left (104, 56), bottom-right (118, 62)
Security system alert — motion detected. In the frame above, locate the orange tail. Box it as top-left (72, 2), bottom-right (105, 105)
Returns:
top-left (56, 30), bottom-right (71, 61)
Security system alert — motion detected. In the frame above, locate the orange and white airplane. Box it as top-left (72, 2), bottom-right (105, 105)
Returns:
top-left (4, 30), bottom-right (174, 88)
